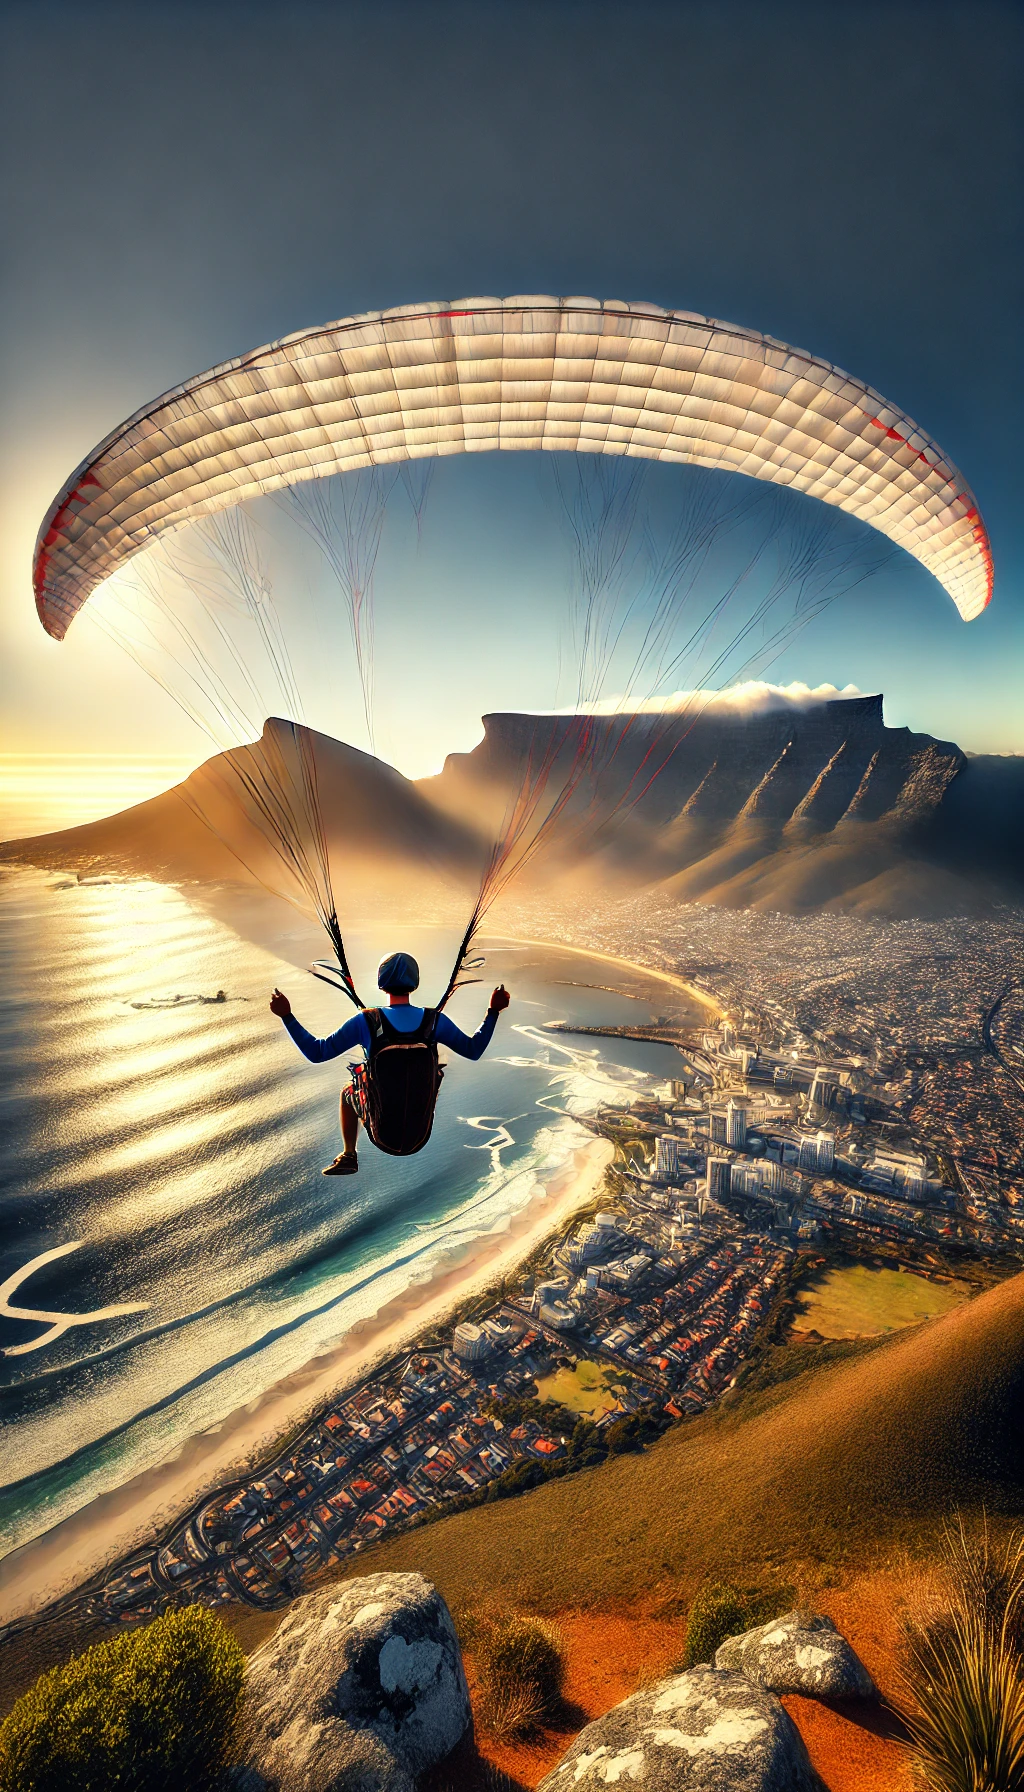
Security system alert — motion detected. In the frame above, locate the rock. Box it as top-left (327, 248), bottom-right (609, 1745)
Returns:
top-left (216, 1770), bottom-right (274, 1792)
top-left (239, 1571), bottom-right (470, 1790)
top-left (715, 1610), bottom-right (875, 1699)
top-left (538, 1666), bottom-right (825, 1790)
top-left (244, 1725), bottom-right (412, 1792)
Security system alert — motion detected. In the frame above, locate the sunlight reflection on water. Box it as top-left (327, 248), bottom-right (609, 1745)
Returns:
top-left (0, 756), bottom-right (201, 840)
top-left (0, 868), bottom-right (697, 1557)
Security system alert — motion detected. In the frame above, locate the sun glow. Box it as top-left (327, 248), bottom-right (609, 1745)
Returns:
top-left (0, 755), bottom-right (202, 842)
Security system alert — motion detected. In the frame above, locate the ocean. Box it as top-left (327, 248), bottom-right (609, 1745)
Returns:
top-left (0, 867), bottom-right (698, 1566)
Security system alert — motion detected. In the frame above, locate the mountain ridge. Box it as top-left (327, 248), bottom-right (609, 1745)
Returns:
top-left (424, 694), bottom-right (1023, 914)
top-left (3, 696), bottom-right (1022, 918)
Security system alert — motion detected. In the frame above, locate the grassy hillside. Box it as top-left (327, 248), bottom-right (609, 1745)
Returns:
top-left (309, 1268), bottom-right (1024, 1623)
top-left (5, 1270), bottom-right (1023, 1714)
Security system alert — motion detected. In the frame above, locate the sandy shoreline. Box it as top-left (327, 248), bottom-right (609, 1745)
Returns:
top-left (492, 933), bottom-right (723, 1017)
top-left (0, 926), bottom-right (707, 1628)
top-left (0, 1135), bottom-right (613, 1627)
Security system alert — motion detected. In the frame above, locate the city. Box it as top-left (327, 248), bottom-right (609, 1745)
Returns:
top-left (10, 896), bottom-right (1019, 1645)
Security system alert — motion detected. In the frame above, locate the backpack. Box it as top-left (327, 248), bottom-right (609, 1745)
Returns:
top-left (360, 1007), bottom-right (445, 1156)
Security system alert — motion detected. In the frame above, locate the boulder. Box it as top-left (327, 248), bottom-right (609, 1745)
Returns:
top-left (238, 1571), bottom-right (470, 1790)
top-left (538, 1666), bottom-right (825, 1790)
top-left (715, 1611), bottom-right (875, 1699)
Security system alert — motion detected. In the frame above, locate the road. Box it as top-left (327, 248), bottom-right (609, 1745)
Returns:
top-left (982, 981), bottom-right (1024, 1098)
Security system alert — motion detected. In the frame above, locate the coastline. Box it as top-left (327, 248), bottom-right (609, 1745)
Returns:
top-left (0, 1135), bottom-right (613, 1627)
top-left (490, 932), bottom-right (723, 1017)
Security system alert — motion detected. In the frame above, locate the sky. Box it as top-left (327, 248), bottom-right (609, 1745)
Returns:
top-left (1, 0), bottom-right (1021, 792)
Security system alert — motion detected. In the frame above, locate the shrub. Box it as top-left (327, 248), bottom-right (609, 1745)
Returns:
top-left (603, 1408), bottom-right (666, 1455)
top-left (900, 1603), bottom-right (1024, 1792)
top-left (683, 1582), bottom-right (747, 1667)
top-left (477, 1613), bottom-right (566, 1740)
top-left (898, 1515), bottom-right (1024, 1792)
top-left (0, 1604), bottom-right (246, 1792)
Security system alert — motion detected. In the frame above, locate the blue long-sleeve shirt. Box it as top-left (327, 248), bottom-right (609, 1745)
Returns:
top-left (281, 1002), bottom-right (499, 1065)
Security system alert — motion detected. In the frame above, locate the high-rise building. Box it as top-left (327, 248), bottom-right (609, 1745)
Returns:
top-left (797, 1133), bottom-right (820, 1172)
top-left (815, 1130), bottom-right (836, 1173)
top-left (707, 1157), bottom-right (731, 1201)
top-left (709, 1111), bottom-right (728, 1144)
top-left (726, 1100), bottom-right (746, 1149)
top-left (655, 1133), bottom-right (681, 1180)
top-left (759, 1159), bottom-right (784, 1193)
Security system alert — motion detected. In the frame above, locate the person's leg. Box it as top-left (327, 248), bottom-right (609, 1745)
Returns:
top-left (323, 1087), bottom-right (360, 1174)
top-left (340, 1091), bottom-right (359, 1154)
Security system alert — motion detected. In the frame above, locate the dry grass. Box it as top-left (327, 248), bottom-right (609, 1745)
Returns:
top-left (476, 1614), bottom-right (566, 1741)
top-left (317, 1270), bottom-right (1024, 1624)
top-left (897, 1516), bottom-right (1024, 1791)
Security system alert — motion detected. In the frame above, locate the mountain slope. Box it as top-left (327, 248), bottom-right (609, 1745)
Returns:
top-left (425, 694), bottom-right (1024, 915)
top-left (4, 698), bottom-right (1022, 918)
top-left (321, 1270), bottom-right (1024, 1617)
top-left (0, 719), bottom-right (486, 897)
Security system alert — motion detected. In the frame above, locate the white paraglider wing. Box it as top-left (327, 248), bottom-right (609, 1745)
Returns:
top-left (34, 296), bottom-right (991, 639)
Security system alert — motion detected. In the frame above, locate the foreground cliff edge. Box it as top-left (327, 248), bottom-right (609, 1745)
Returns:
top-left (303, 1266), bottom-right (1024, 1615)
top-left (4, 1267), bottom-right (1022, 1729)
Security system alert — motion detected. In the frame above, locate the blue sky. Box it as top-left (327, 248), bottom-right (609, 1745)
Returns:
top-left (1, 0), bottom-right (1020, 771)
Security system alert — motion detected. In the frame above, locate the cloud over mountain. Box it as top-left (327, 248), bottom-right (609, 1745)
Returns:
top-left (550, 680), bottom-right (867, 718)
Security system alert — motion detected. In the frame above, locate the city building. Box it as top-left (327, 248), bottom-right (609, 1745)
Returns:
top-left (565, 1222), bottom-right (612, 1268)
top-left (815, 1130), bottom-right (836, 1173)
top-left (482, 1316), bottom-right (515, 1349)
top-left (726, 1100), bottom-right (747, 1149)
top-left (809, 1069), bottom-right (840, 1109)
top-left (452, 1323), bottom-right (492, 1362)
top-left (758, 1158), bottom-right (784, 1193)
top-left (535, 1278), bottom-right (571, 1308)
top-left (655, 1133), bottom-right (681, 1180)
top-left (796, 1130), bottom-right (835, 1173)
top-left (600, 1253), bottom-right (651, 1292)
top-left (537, 1299), bottom-right (578, 1330)
top-left (707, 1157), bottom-right (731, 1202)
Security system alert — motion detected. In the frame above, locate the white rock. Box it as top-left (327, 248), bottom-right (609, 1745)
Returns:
top-left (715, 1611), bottom-right (875, 1700)
top-left (237, 1571), bottom-right (470, 1790)
top-left (537, 1666), bottom-right (825, 1789)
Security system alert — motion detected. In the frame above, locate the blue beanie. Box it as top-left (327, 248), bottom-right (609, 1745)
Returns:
top-left (377, 951), bottom-right (420, 994)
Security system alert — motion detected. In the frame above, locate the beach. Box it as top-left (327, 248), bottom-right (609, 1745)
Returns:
top-left (0, 891), bottom-right (708, 1632)
top-left (0, 1134), bottom-right (613, 1626)
top-left (499, 932), bottom-right (723, 1016)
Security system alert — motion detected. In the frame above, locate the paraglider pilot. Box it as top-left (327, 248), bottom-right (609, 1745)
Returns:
top-left (270, 952), bottom-right (510, 1174)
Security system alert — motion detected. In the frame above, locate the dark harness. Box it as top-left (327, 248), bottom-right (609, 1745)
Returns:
top-left (352, 1007), bottom-right (445, 1157)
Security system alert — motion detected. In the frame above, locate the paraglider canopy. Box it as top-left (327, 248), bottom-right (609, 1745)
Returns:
top-left (34, 296), bottom-right (992, 640)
